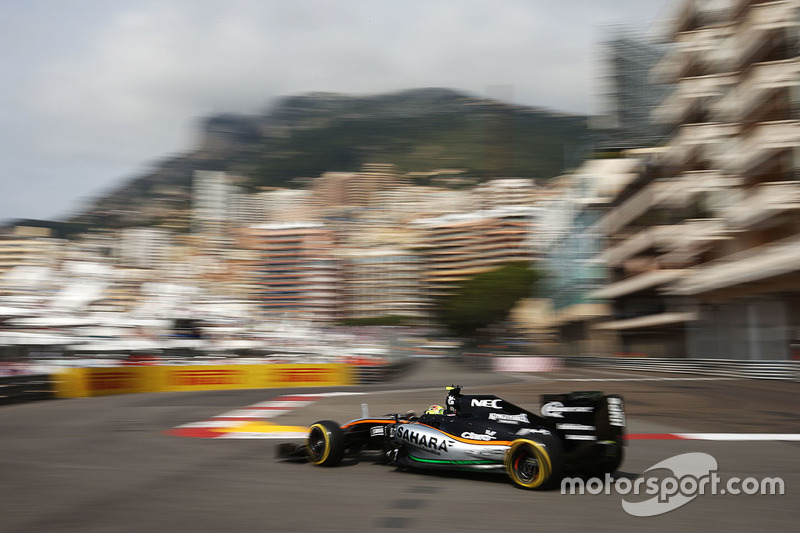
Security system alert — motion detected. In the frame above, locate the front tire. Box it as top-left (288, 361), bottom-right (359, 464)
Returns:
top-left (504, 438), bottom-right (563, 489)
top-left (306, 420), bottom-right (345, 466)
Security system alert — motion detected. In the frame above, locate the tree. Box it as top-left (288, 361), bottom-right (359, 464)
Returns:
top-left (433, 261), bottom-right (541, 339)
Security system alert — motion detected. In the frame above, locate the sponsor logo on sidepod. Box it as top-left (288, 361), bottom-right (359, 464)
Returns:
top-left (461, 430), bottom-right (497, 441)
top-left (397, 426), bottom-right (454, 453)
top-left (488, 412), bottom-right (529, 424)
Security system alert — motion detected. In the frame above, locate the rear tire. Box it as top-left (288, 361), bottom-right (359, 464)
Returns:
top-left (504, 438), bottom-right (563, 490)
top-left (306, 420), bottom-right (345, 466)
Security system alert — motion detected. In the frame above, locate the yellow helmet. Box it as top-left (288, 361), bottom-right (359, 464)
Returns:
top-left (425, 405), bottom-right (445, 415)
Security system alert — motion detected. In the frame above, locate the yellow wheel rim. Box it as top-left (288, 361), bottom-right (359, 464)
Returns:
top-left (306, 423), bottom-right (331, 465)
top-left (504, 440), bottom-right (552, 489)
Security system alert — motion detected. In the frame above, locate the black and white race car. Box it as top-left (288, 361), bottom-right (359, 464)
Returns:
top-left (278, 386), bottom-right (626, 489)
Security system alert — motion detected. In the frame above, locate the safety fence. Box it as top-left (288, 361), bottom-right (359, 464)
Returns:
top-left (460, 352), bottom-right (800, 381)
top-left (564, 357), bottom-right (800, 381)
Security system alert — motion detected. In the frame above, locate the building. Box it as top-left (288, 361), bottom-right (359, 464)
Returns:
top-left (191, 170), bottom-right (235, 245)
top-left (312, 172), bottom-right (358, 209)
top-left (339, 246), bottom-right (427, 320)
top-left (312, 164), bottom-right (410, 209)
top-left (540, 157), bottom-right (646, 355)
top-left (588, 0), bottom-right (800, 360)
top-left (472, 179), bottom-right (538, 209)
top-left (0, 226), bottom-right (63, 278)
top-left (116, 228), bottom-right (172, 269)
top-left (413, 207), bottom-right (536, 298)
top-left (248, 223), bottom-right (341, 321)
top-left (229, 193), bottom-right (266, 227)
top-left (592, 29), bottom-right (672, 151)
top-left (259, 189), bottom-right (317, 223)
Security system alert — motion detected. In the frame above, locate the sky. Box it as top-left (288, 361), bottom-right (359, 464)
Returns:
top-left (1, 0), bottom-right (675, 224)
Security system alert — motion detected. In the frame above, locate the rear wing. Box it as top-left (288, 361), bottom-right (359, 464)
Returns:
top-left (540, 391), bottom-right (626, 445)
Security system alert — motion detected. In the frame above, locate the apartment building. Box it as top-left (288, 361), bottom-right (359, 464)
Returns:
top-left (339, 246), bottom-right (427, 320)
top-left (0, 226), bottom-right (63, 283)
top-left (351, 163), bottom-right (411, 206)
top-left (312, 164), bottom-right (410, 209)
top-left (258, 188), bottom-right (318, 223)
top-left (229, 193), bottom-right (266, 227)
top-left (191, 170), bottom-right (239, 248)
top-left (248, 223), bottom-right (341, 321)
top-left (312, 172), bottom-right (357, 209)
top-left (412, 207), bottom-right (536, 298)
top-left (589, 0), bottom-right (800, 359)
top-left (472, 179), bottom-right (538, 209)
top-left (366, 186), bottom-right (475, 224)
top-left (116, 227), bottom-right (172, 269)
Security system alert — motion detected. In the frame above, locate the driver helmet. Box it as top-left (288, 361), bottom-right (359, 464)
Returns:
top-left (425, 405), bottom-right (445, 415)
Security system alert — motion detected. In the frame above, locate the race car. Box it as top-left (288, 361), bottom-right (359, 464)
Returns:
top-left (278, 385), bottom-right (626, 489)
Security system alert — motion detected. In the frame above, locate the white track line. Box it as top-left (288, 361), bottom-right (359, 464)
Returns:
top-left (676, 433), bottom-right (800, 441)
top-left (555, 377), bottom-right (739, 382)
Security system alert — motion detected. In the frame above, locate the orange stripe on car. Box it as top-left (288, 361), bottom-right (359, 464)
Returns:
top-left (340, 419), bottom-right (512, 446)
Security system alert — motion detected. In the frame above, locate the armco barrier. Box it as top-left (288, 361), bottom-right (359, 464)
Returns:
top-left (460, 352), bottom-right (494, 371)
top-left (0, 374), bottom-right (56, 405)
top-left (565, 357), bottom-right (800, 381)
top-left (353, 361), bottom-right (410, 384)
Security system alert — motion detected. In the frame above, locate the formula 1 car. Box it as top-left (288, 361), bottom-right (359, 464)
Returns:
top-left (277, 386), bottom-right (626, 489)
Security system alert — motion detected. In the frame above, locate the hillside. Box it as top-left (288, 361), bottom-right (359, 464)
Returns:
top-left (73, 88), bottom-right (589, 228)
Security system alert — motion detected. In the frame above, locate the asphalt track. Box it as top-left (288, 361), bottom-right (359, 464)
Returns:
top-left (0, 358), bottom-right (798, 532)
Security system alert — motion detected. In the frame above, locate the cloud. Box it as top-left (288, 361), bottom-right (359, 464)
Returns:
top-left (2, 0), bottom-right (671, 222)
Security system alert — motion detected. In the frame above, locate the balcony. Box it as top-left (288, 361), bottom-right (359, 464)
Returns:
top-left (597, 185), bottom-right (655, 237)
top-left (731, 1), bottom-right (775, 21)
top-left (592, 311), bottom-right (698, 331)
top-left (658, 219), bottom-right (732, 267)
top-left (735, 1), bottom-right (799, 67)
top-left (721, 120), bottom-right (800, 173)
top-left (657, 170), bottom-right (743, 207)
top-left (650, 42), bottom-right (687, 84)
top-left (723, 180), bottom-right (800, 228)
top-left (735, 58), bottom-right (800, 121)
top-left (664, 122), bottom-right (740, 167)
top-left (676, 25), bottom-right (737, 78)
top-left (665, 233), bottom-right (800, 295)
top-left (601, 216), bottom-right (731, 269)
top-left (599, 226), bottom-right (673, 267)
top-left (653, 73), bottom-right (737, 125)
top-left (669, 0), bottom-right (702, 37)
top-left (589, 269), bottom-right (685, 299)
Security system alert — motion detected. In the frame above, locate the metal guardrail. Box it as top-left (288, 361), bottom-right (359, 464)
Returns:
top-left (565, 357), bottom-right (800, 381)
top-left (354, 361), bottom-right (411, 384)
top-left (0, 374), bottom-right (56, 405)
